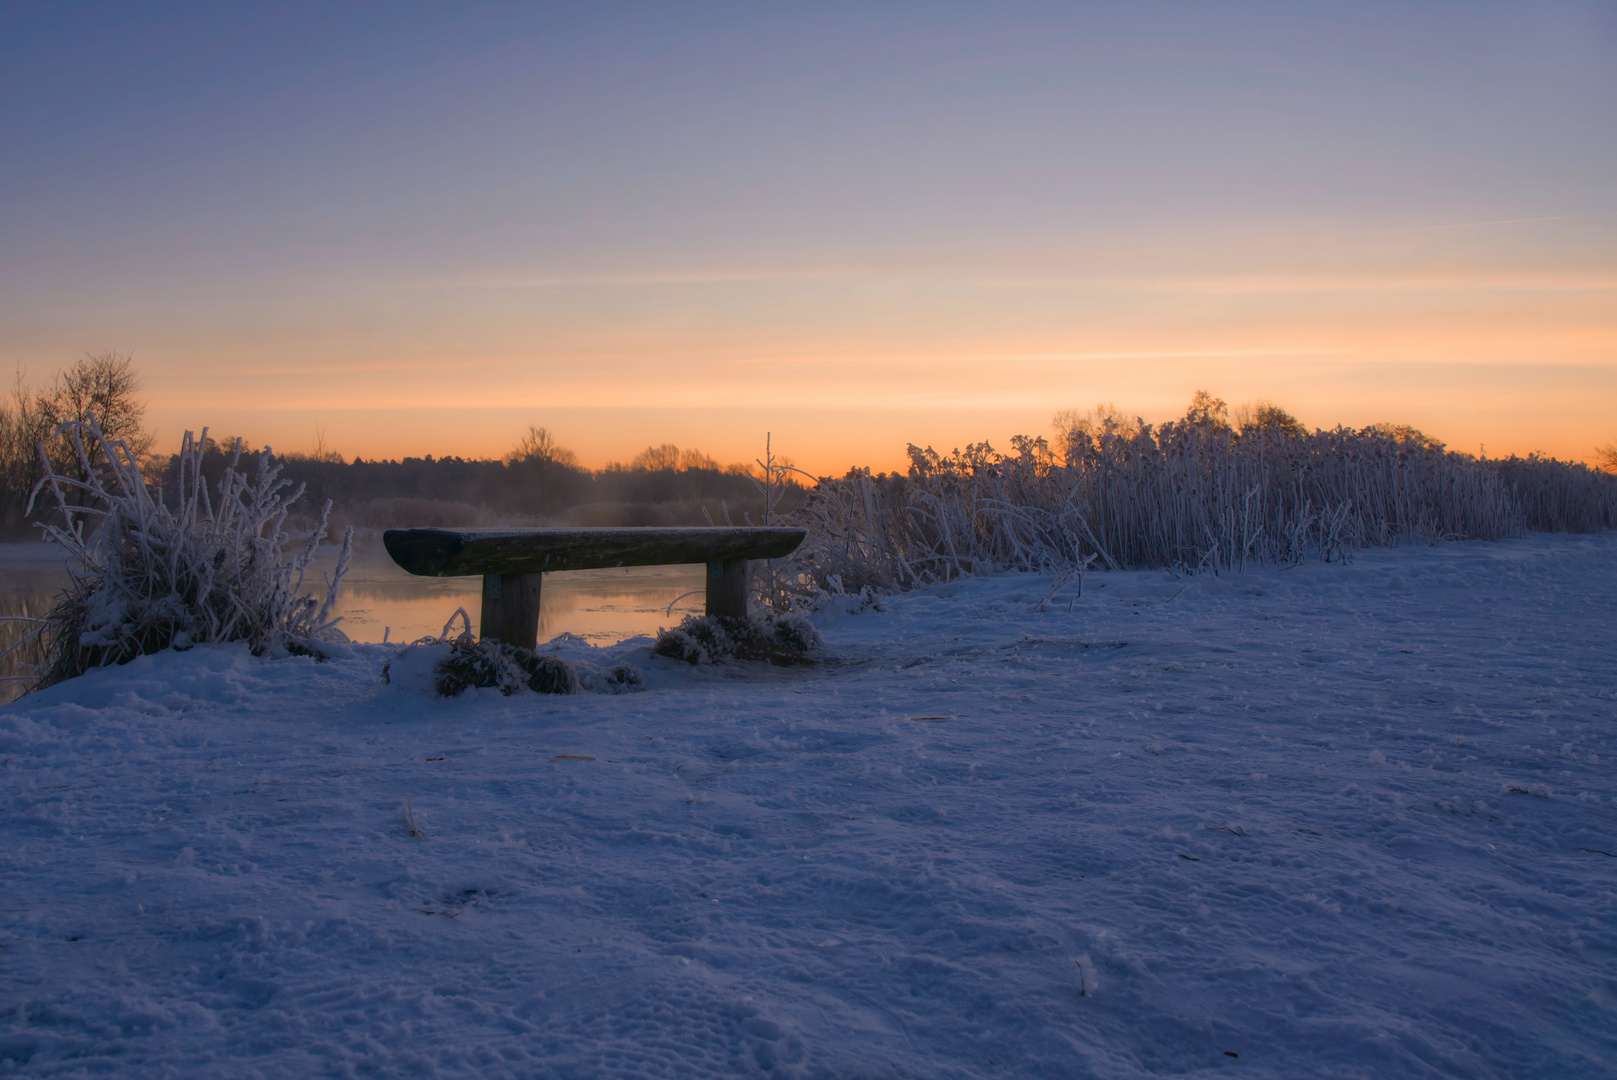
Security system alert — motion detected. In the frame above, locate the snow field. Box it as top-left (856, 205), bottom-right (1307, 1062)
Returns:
top-left (1, 533), bottom-right (1615, 1078)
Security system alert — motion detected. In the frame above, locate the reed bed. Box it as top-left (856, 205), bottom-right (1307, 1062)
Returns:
top-left (782, 418), bottom-right (1617, 598)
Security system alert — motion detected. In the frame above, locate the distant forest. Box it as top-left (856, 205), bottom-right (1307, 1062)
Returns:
top-left (0, 355), bottom-right (805, 539)
top-left (6, 355), bottom-right (1614, 548)
top-left (243, 434), bottom-right (808, 534)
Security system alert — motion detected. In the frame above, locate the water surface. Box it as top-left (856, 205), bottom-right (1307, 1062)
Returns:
top-left (0, 544), bottom-right (706, 701)
top-left (330, 553), bottom-right (706, 645)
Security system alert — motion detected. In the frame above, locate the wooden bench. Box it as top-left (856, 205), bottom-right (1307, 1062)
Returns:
top-left (381, 526), bottom-right (807, 650)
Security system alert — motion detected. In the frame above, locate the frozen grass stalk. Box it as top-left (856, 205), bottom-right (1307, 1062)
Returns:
top-left (401, 797), bottom-right (425, 841)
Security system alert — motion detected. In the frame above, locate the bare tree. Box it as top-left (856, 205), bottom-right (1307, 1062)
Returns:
top-left (1596, 442), bottom-right (1617, 474)
top-left (503, 426), bottom-right (580, 514)
top-left (44, 352), bottom-right (154, 489)
top-left (505, 426), bottom-right (578, 468)
top-left (1, 353), bottom-right (152, 531)
top-left (1051, 403), bottom-right (1138, 463)
top-left (679, 447), bottom-right (721, 471)
top-left (1367, 422), bottom-right (1445, 452)
top-left (1235, 401), bottom-right (1307, 437)
top-left (1182, 389), bottom-right (1230, 428)
top-left (305, 426), bottom-right (347, 509)
top-left (0, 382), bottom-right (43, 532)
top-left (630, 443), bottom-right (683, 471)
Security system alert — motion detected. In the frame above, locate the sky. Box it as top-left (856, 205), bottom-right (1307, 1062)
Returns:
top-left (1, 0), bottom-right (1613, 474)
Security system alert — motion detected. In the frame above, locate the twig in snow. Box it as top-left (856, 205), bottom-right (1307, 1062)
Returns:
top-left (1034, 571), bottom-right (1077, 613)
top-left (1073, 954), bottom-right (1095, 997)
top-left (438, 608), bottom-right (473, 642)
top-left (400, 797), bottom-right (425, 841)
top-left (1578, 847), bottom-right (1616, 857)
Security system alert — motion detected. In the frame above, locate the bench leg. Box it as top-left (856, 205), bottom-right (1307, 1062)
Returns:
top-left (705, 559), bottom-right (750, 619)
top-left (480, 572), bottom-right (543, 650)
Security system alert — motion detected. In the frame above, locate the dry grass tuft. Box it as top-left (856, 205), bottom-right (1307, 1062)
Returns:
top-left (654, 611), bottom-right (824, 666)
top-left (433, 637), bottom-right (580, 697)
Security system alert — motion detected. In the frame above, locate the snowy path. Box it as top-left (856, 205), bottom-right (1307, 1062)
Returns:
top-left (2, 534), bottom-right (1614, 1078)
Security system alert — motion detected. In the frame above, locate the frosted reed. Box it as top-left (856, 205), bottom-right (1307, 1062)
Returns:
top-left (783, 421), bottom-right (1616, 597)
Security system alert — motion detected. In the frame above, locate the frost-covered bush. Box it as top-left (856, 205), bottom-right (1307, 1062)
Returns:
top-left (15, 420), bottom-right (352, 692)
top-left (766, 610), bottom-right (823, 653)
top-left (655, 615), bottom-right (742, 665)
top-left (654, 611), bottom-right (824, 665)
top-left (778, 407), bottom-right (1617, 597)
top-left (795, 577), bottom-right (890, 618)
top-left (599, 660), bottom-right (646, 693)
top-left (381, 613), bottom-right (618, 697)
top-left (432, 638), bottom-right (580, 697)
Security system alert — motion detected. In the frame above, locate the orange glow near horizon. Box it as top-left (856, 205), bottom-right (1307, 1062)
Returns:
top-left (99, 252), bottom-right (1616, 476)
top-left (4, 7), bottom-right (1613, 479)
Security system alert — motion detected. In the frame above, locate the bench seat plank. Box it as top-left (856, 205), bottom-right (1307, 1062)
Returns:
top-left (383, 526), bottom-right (807, 578)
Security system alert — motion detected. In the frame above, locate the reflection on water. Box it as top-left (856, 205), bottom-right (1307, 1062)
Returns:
top-left (1, 545), bottom-right (70, 704)
top-left (0, 546), bottom-right (708, 703)
top-left (331, 555), bottom-right (707, 645)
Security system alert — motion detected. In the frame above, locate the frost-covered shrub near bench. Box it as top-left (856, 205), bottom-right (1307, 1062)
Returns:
top-left (15, 420), bottom-right (352, 692)
top-left (378, 612), bottom-right (635, 698)
top-left (654, 611), bottom-right (824, 665)
top-left (432, 637), bottom-right (580, 697)
top-left (598, 660), bottom-right (645, 693)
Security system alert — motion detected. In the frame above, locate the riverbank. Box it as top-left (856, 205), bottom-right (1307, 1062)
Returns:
top-left (2, 533), bottom-right (1613, 1077)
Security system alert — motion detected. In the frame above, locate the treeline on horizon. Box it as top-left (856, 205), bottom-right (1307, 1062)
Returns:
top-left (4, 355), bottom-right (1616, 561)
top-left (250, 430), bottom-right (808, 535)
top-left (0, 354), bottom-right (804, 539)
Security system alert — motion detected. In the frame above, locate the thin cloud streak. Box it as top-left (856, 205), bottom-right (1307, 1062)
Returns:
top-left (381, 267), bottom-right (1617, 296)
top-left (395, 268), bottom-right (883, 289)
top-left (3, 4), bottom-right (1612, 470)
top-left (1368, 211), bottom-right (1616, 234)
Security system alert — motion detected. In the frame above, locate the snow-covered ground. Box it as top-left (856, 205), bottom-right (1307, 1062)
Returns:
top-left (2, 534), bottom-right (1614, 1079)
